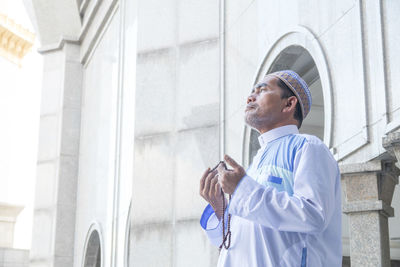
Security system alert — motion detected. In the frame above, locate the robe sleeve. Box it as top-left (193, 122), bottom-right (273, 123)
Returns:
top-left (200, 204), bottom-right (230, 247)
top-left (228, 140), bottom-right (339, 234)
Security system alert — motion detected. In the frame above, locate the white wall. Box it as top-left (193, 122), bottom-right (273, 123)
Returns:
top-left (74, 9), bottom-right (120, 267)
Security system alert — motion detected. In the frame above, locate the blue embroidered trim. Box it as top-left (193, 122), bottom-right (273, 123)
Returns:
top-left (301, 247), bottom-right (307, 267)
top-left (200, 204), bottom-right (214, 230)
top-left (267, 175), bottom-right (283, 184)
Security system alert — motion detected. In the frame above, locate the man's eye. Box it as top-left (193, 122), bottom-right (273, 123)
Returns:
top-left (260, 87), bottom-right (267, 92)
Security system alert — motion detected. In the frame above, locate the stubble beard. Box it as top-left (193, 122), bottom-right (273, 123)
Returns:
top-left (245, 107), bottom-right (276, 132)
top-left (244, 110), bottom-right (264, 131)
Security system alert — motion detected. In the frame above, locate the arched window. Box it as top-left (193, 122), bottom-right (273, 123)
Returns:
top-left (246, 45), bottom-right (325, 166)
top-left (268, 45), bottom-right (324, 139)
top-left (83, 229), bottom-right (102, 267)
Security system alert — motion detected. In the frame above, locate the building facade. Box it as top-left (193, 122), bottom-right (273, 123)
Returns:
top-left (25, 0), bottom-right (400, 266)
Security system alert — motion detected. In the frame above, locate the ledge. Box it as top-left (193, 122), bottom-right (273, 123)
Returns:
top-left (37, 36), bottom-right (80, 54)
top-left (339, 160), bottom-right (383, 174)
top-left (343, 200), bottom-right (394, 217)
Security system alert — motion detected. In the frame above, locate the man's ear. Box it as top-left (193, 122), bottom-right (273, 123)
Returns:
top-left (283, 96), bottom-right (298, 113)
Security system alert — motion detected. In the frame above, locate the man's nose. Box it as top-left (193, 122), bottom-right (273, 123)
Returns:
top-left (247, 94), bottom-right (256, 104)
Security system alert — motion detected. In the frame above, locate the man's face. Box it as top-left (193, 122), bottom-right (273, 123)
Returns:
top-left (244, 75), bottom-right (287, 133)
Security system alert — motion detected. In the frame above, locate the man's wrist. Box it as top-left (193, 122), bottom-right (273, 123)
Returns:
top-left (211, 204), bottom-right (224, 220)
top-left (231, 174), bottom-right (247, 198)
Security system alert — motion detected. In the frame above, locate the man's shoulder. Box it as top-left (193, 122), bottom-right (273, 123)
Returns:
top-left (295, 133), bottom-right (324, 145)
top-left (283, 133), bottom-right (323, 146)
top-left (290, 133), bottom-right (331, 152)
top-left (294, 133), bottom-right (336, 161)
top-left (276, 133), bottom-right (330, 155)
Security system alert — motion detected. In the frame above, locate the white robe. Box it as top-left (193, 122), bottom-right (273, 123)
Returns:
top-left (200, 125), bottom-right (342, 266)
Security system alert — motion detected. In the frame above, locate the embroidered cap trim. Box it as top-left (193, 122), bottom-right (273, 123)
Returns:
top-left (269, 70), bottom-right (312, 119)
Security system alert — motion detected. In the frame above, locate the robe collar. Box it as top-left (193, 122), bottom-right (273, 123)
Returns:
top-left (257, 125), bottom-right (299, 147)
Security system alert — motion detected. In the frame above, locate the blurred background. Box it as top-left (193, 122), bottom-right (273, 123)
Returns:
top-left (0, 0), bottom-right (42, 264)
top-left (0, 0), bottom-right (400, 266)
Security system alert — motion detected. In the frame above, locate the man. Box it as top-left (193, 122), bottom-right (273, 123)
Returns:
top-left (199, 70), bottom-right (342, 266)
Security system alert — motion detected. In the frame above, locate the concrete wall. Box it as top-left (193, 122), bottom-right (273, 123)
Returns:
top-left (129, 0), bottom-right (220, 265)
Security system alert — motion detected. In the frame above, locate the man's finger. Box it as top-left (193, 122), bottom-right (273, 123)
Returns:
top-left (210, 176), bottom-right (218, 195)
top-left (215, 181), bottom-right (221, 196)
top-left (204, 169), bottom-right (217, 193)
top-left (217, 163), bottom-right (226, 174)
top-left (203, 173), bottom-right (212, 194)
top-left (200, 167), bottom-right (210, 190)
top-left (224, 154), bottom-right (240, 170)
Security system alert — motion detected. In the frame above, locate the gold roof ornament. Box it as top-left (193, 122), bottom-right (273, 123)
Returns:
top-left (0, 14), bottom-right (35, 66)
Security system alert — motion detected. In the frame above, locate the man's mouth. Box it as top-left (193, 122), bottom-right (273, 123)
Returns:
top-left (245, 104), bottom-right (257, 111)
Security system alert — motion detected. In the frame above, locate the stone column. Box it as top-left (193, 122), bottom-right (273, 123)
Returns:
top-left (340, 160), bottom-right (399, 267)
top-left (30, 41), bottom-right (82, 267)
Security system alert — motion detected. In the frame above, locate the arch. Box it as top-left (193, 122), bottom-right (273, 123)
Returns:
top-left (82, 223), bottom-right (104, 267)
top-left (124, 201), bottom-right (132, 267)
top-left (243, 26), bottom-right (334, 167)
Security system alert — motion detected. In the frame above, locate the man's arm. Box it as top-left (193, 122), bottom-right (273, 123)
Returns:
top-left (199, 166), bottom-right (225, 247)
top-left (226, 142), bottom-right (339, 234)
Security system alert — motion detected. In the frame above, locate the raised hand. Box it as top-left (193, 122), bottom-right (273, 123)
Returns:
top-left (217, 155), bottom-right (246, 195)
top-left (200, 166), bottom-right (225, 220)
